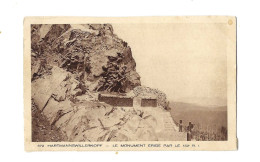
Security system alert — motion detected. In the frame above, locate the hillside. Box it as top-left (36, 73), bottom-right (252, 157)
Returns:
top-left (169, 102), bottom-right (227, 131)
top-left (31, 24), bottom-right (178, 142)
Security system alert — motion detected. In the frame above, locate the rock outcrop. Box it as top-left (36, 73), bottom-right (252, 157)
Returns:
top-left (31, 24), bottom-right (181, 142)
top-left (31, 24), bottom-right (141, 93)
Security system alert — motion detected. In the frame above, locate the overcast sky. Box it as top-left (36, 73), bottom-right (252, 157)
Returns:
top-left (113, 23), bottom-right (227, 106)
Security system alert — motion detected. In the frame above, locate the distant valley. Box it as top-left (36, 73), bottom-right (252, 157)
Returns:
top-left (169, 102), bottom-right (227, 131)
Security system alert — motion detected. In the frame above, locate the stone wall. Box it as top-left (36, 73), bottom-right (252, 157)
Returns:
top-left (98, 94), bottom-right (158, 107)
top-left (98, 94), bottom-right (133, 107)
top-left (141, 99), bottom-right (157, 107)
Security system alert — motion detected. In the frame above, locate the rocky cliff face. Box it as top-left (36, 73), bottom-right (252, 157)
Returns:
top-left (31, 24), bottom-right (180, 142)
top-left (31, 24), bottom-right (141, 93)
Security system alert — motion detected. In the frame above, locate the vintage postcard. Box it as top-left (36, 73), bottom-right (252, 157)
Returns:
top-left (24, 16), bottom-right (237, 151)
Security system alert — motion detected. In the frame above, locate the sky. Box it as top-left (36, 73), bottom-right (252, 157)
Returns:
top-left (113, 23), bottom-right (227, 106)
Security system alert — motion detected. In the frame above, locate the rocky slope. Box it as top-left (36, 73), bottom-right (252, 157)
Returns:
top-left (31, 24), bottom-right (181, 142)
top-left (31, 24), bottom-right (140, 92)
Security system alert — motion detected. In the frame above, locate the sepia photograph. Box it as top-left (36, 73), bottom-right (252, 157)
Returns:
top-left (3, 0), bottom-right (260, 160)
top-left (24, 16), bottom-right (237, 151)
